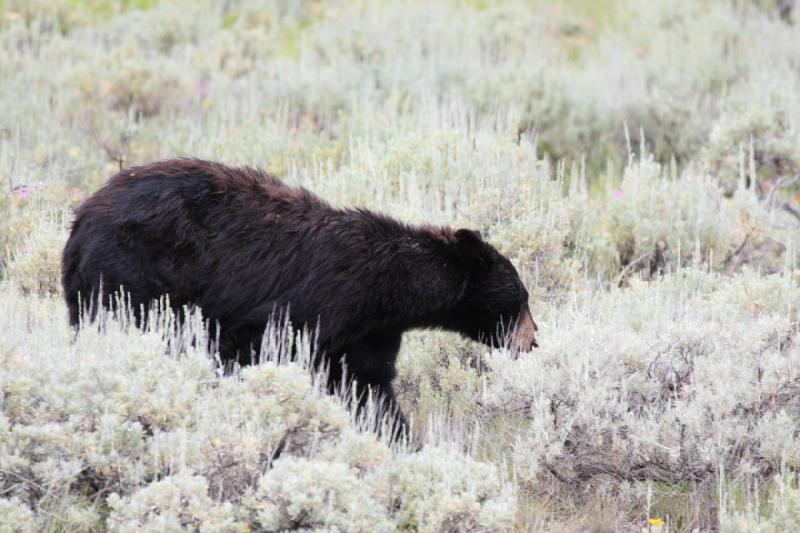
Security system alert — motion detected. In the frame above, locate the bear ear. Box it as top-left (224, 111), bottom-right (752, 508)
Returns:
top-left (454, 228), bottom-right (489, 271)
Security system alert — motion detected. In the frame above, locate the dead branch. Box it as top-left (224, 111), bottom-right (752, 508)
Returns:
top-left (782, 201), bottom-right (800, 221)
top-left (725, 233), bottom-right (751, 274)
top-left (764, 173), bottom-right (800, 222)
top-left (615, 252), bottom-right (652, 288)
top-left (766, 173), bottom-right (799, 208)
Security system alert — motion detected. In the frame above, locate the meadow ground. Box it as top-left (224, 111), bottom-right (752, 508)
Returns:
top-left (1, 0), bottom-right (800, 531)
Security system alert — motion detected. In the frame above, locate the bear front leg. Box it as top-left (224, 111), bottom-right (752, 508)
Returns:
top-left (353, 378), bottom-right (408, 443)
top-left (327, 329), bottom-right (409, 442)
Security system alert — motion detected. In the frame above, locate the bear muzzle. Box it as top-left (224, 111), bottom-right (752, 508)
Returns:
top-left (510, 306), bottom-right (538, 358)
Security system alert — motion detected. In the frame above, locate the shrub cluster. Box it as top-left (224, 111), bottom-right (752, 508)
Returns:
top-left (0, 285), bottom-right (515, 531)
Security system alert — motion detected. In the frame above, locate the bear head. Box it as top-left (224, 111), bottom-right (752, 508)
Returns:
top-left (449, 228), bottom-right (538, 355)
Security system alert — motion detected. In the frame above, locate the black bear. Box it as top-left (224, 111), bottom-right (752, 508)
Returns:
top-left (62, 159), bottom-right (538, 439)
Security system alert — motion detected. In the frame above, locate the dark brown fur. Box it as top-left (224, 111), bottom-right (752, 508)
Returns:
top-left (62, 159), bottom-right (536, 439)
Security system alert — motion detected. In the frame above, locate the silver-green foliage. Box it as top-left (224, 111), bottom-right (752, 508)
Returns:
top-left (0, 285), bottom-right (516, 531)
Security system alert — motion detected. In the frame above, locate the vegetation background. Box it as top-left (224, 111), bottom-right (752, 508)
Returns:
top-left (1, 0), bottom-right (800, 531)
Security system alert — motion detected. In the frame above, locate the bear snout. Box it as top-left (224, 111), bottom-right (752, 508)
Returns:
top-left (510, 306), bottom-right (538, 356)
